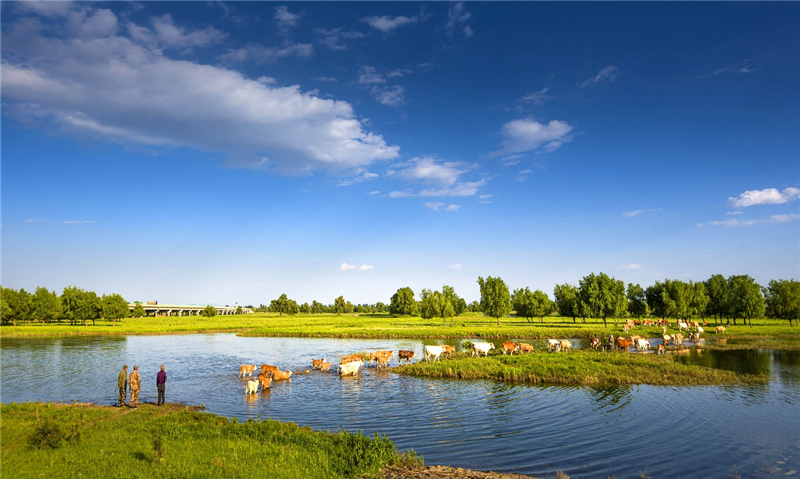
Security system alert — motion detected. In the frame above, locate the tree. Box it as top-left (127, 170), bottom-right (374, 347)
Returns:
top-left (333, 296), bottom-right (347, 314)
top-left (477, 276), bottom-right (512, 326)
top-left (578, 273), bottom-right (602, 324)
top-left (102, 293), bottom-right (129, 325)
top-left (201, 305), bottom-right (217, 317)
top-left (553, 283), bottom-right (579, 323)
top-left (418, 289), bottom-right (436, 324)
top-left (705, 274), bottom-right (730, 324)
top-left (60, 286), bottom-right (100, 326)
top-left (441, 285), bottom-right (464, 317)
top-left (300, 302), bottom-right (311, 314)
top-left (270, 294), bottom-right (298, 316)
top-left (606, 275), bottom-right (628, 325)
top-left (374, 302), bottom-right (388, 313)
top-left (1, 287), bottom-right (33, 326)
top-left (764, 279), bottom-right (800, 326)
top-left (32, 287), bottom-right (61, 324)
top-left (627, 283), bottom-right (647, 320)
top-left (692, 282), bottom-right (709, 321)
top-left (132, 303), bottom-right (147, 318)
top-left (512, 287), bottom-right (534, 322)
top-left (728, 275), bottom-right (765, 327)
top-left (236, 305), bottom-right (243, 315)
top-left (389, 287), bottom-right (418, 316)
top-left (311, 300), bottom-right (326, 314)
top-left (436, 290), bottom-right (456, 326)
top-left (467, 301), bottom-right (481, 313)
top-left (645, 282), bottom-right (666, 319)
top-left (529, 290), bottom-right (553, 323)
top-left (662, 279), bottom-right (694, 320)
top-left (578, 273), bottom-right (625, 328)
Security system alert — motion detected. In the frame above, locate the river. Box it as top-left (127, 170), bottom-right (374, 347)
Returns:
top-left (1, 334), bottom-right (798, 478)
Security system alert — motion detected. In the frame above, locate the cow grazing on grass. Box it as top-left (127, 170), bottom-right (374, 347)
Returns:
top-left (245, 379), bottom-right (259, 395)
top-left (678, 321), bottom-right (689, 332)
top-left (547, 339), bottom-right (561, 352)
top-left (502, 341), bottom-right (519, 355)
top-left (559, 340), bottom-right (572, 352)
top-left (590, 338), bottom-right (602, 350)
top-left (424, 345), bottom-right (446, 362)
top-left (644, 319), bottom-right (654, 327)
top-left (691, 321), bottom-right (700, 330)
top-left (663, 334), bottom-right (671, 345)
top-left (697, 327), bottom-right (704, 335)
top-left (616, 338), bottom-right (633, 352)
top-left (630, 335), bottom-right (643, 343)
top-left (398, 350), bottom-right (415, 364)
top-left (519, 343), bottom-right (534, 354)
top-left (636, 338), bottom-right (649, 352)
top-left (312, 359), bottom-right (325, 370)
top-left (271, 370), bottom-right (292, 381)
top-left (338, 360), bottom-right (363, 377)
top-left (657, 344), bottom-right (666, 354)
top-left (261, 364), bottom-right (279, 375)
top-left (258, 372), bottom-right (271, 390)
top-left (716, 326), bottom-right (726, 334)
top-left (239, 364), bottom-right (256, 378)
top-left (472, 342), bottom-right (495, 357)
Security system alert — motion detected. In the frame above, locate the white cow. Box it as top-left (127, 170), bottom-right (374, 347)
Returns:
top-left (547, 339), bottom-right (561, 352)
top-left (677, 321), bottom-right (689, 332)
top-left (338, 360), bottom-right (363, 377)
top-left (245, 379), bottom-right (259, 395)
top-left (697, 327), bottom-right (704, 335)
top-left (424, 345), bottom-right (446, 362)
top-left (472, 342), bottom-right (495, 357)
top-left (635, 338), bottom-right (649, 352)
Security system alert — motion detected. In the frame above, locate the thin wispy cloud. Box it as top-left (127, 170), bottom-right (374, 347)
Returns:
top-left (337, 171), bottom-right (378, 187)
top-left (520, 88), bottom-right (551, 105)
top-left (371, 85), bottom-right (406, 106)
top-left (394, 156), bottom-right (477, 186)
top-left (489, 119), bottom-right (573, 157)
top-left (446, 2), bottom-right (473, 38)
top-left (516, 169), bottom-right (533, 181)
top-left (221, 42), bottom-right (313, 64)
top-left (622, 208), bottom-right (660, 218)
top-left (479, 194), bottom-right (492, 204)
top-left (619, 263), bottom-right (642, 270)
top-left (315, 27), bottom-right (366, 51)
top-left (63, 220), bottom-right (94, 224)
top-left (700, 214), bottom-right (800, 227)
top-left (579, 65), bottom-right (620, 88)
top-left (728, 187), bottom-right (800, 207)
top-left (448, 263), bottom-right (463, 271)
top-left (362, 7), bottom-right (431, 34)
top-left (274, 5), bottom-right (301, 31)
top-left (25, 218), bottom-right (49, 223)
top-left (358, 66), bottom-right (386, 84)
top-left (337, 262), bottom-right (373, 272)
top-left (698, 60), bottom-right (757, 79)
top-left (424, 202), bottom-right (460, 211)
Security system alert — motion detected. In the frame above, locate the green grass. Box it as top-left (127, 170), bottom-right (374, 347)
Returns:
top-left (0, 402), bottom-right (421, 479)
top-left (394, 350), bottom-right (769, 386)
top-left (3, 313), bottom-right (798, 350)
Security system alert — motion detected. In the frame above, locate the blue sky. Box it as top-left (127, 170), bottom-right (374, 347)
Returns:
top-left (2, 1), bottom-right (798, 306)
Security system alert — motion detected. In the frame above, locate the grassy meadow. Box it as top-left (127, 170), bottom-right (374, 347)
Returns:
top-left (2, 312), bottom-right (798, 348)
top-left (0, 402), bottom-right (420, 479)
top-left (394, 350), bottom-right (769, 386)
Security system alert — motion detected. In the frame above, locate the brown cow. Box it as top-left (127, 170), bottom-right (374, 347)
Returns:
top-left (258, 371), bottom-right (271, 390)
top-left (716, 326), bottom-right (726, 334)
top-left (261, 364), bottom-right (279, 375)
top-left (502, 341), bottom-right (519, 355)
top-left (657, 344), bottom-right (666, 355)
top-left (320, 361), bottom-right (332, 372)
top-left (311, 358), bottom-right (325, 370)
top-left (519, 343), bottom-right (534, 354)
top-left (239, 364), bottom-right (256, 377)
top-left (376, 355), bottom-right (390, 369)
top-left (616, 338), bottom-right (633, 352)
top-left (271, 370), bottom-right (292, 381)
top-left (589, 338), bottom-right (601, 350)
top-left (398, 350), bottom-right (415, 364)
top-left (341, 354), bottom-right (363, 364)
top-left (441, 345), bottom-right (456, 358)
top-left (559, 340), bottom-right (572, 352)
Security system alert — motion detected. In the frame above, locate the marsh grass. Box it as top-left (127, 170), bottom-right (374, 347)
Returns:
top-left (395, 350), bottom-right (767, 386)
top-left (1, 402), bottom-right (420, 478)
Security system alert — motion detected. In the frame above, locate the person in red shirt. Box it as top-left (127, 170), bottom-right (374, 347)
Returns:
top-left (156, 365), bottom-right (167, 406)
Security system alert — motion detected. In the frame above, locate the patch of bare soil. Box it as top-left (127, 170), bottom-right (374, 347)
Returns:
top-left (381, 465), bottom-right (541, 479)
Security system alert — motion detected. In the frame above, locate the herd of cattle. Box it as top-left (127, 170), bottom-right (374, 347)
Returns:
top-left (239, 320), bottom-right (727, 394)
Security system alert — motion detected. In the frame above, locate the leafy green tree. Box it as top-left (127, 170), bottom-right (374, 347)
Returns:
top-left (374, 302), bottom-right (388, 313)
top-left (662, 279), bottom-right (694, 320)
top-left (512, 287), bottom-right (534, 322)
top-left (389, 287), bottom-right (418, 316)
top-left (764, 279), bottom-right (800, 326)
top-left (477, 276), bottom-right (512, 326)
top-left (311, 300), bottom-right (326, 314)
top-left (0, 286), bottom-right (12, 324)
top-left (236, 305), bottom-right (243, 315)
top-left (101, 293), bottom-right (129, 325)
top-left (33, 287), bottom-right (61, 324)
top-left (578, 273), bottom-right (602, 323)
top-left (441, 285), bottom-right (464, 317)
top-left (529, 290), bottom-right (553, 323)
top-left (579, 273), bottom-right (625, 328)
top-left (705, 274), bottom-right (730, 324)
top-left (418, 289), bottom-right (436, 324)
top-left (553, 283), bottom-right (579, 323)
top-left (645, 282), bottom-right (666, 319)
top-left (1, 287), bottom-right (33, 325)
top-left (60, 286), bottom-right (82, 326)
top-left (467, 301), bottom-right (481, 313)
top-left (692, 282), bottom-right (709, 321)
top-left (201, 305), bottom-right (217, 317)
top-left (132, 303), bottom-right (147, 318)
top-left (299, 302), bottom-right (311, 314)
top-left (333, 296), bottom-right (348, 314)
top-left (627, 283), bottom-right (647, 320)
top-left (436, 290), bottom-right (456, 326)
top-left (270, 294), bottom-right (299, 316)
top-left (606, 275), bottom-right (628, 325)
top-left (728, 275), bottom-right (765, 327)
top-left (60, 286), bottom-right (100, 326)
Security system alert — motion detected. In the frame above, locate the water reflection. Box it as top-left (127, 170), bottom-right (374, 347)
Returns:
top-left (1, 334), bottom-right (798, 479)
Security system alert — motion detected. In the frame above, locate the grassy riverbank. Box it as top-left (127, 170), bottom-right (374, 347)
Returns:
top-left (2, 313), bottom-right (798, 349)
top-left (0, 402), bottom-right (420, 479)
top-left (394, 350), bottom-right (769, 386)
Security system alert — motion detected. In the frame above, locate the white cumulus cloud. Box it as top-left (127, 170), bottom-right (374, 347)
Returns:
top-left (337, 263), bottom-right (357, 271)
top-left (362, 7), bottom-right (430, 33)
top-left (727, 187), bottom-right (800, 207)
top-left (619, 263), bottom-right (642, 270)
top-left (489, 119), bottom-right (573, 157)
top-left (448, 263), bottom-right (463, 271)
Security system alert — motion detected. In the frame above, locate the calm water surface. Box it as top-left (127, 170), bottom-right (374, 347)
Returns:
top-left (2, 334), bottom-right (798, 478)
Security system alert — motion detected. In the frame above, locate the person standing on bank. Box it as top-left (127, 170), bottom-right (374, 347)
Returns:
top-left (117, 365), bottom-right (128, 407)
top-left (129, 365), bottom-right (142, 408)
top-left (156, 365), bottom-right (167, 406)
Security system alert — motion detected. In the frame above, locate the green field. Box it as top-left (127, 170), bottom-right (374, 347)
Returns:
top-left (3, 312), bottom-right (798, 348)
top-left (394, 350), bottom-right (768, 386)
top-left (0, 402), bottom-right (420, 479)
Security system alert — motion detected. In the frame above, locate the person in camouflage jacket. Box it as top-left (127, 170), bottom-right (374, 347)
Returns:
top-left (129, 365), bottom-right (142, 408)
top-left (117, 365), bottom-right (128, 407)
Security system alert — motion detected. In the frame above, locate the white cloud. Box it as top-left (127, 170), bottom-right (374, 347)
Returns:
top-left (579, 65), bottom-right (620, 88)
top-left (769, 214), bottom-right (800, 223)
top-left (63, 220), bottom-right (94, 224)
top-left (337, 263), bottom-right (356, 271)
top-left (24, 218), bottom-right (49, 223)
top-left (516, 168), bottom-right (533, 181)
top-left (619, 263), bottom-right (642, 270)
top-left (489, 119), bottom-right (573, 157)
top-left (313, 76), bottom-right (338, 83)
top-left (726, 211), bottom-right (743, 216)
top-left (622, 209), bottom-right (645, 218)
top-left (371, 85), bottom-right (405, 106)
top-left (358, 66), bottom-right (385, 84)
top-left (151, 14), bottom-right (226, 49)
top-left (387, 69), bottom-right (412, 78)
top-left (315, 27), bottom-right (366, 51)
top-left (479, 194), bottom-right (492, 204)
top-left (424, 201), bottom-right (444, 211)
top-left (388, 189), bottom-right (415, 198)
top-left (395, 156), bottom-right (476, 186)
top-left (368, 190), bottom-right (380, 195)
top-left (2, 5), bottom-right (399, 176)
top-left (419, 179), bottom-right (486, 197)
top-left (702, 215), bottom-right (800, 227)
top-left (362, 7), bottom-right (431, 33)
top-left (358, 264), bottom-right (374, 271)
top-left (446, 2), bottom-right (473, 38)
top-left (274, 5), bottom-right (301, 30)
top-left (520, 88), bottom-right (551, 105)
top-left (337, 171), bottom-right (378, 186)
top-left (448, 263), bottom-right (463, 271)
top-left (445, 204), bottom-right (461, 211)
top-left (699, 61), bottom-right (757, 78)
top-left (222, 42), bottom-right (313, 64)
top-left (728, 187), bottom-right (800, 207)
